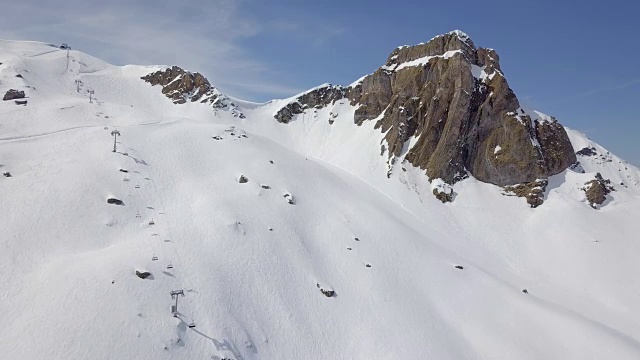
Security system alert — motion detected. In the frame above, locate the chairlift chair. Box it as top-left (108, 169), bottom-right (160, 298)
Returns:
top-left (188, 321), bottom-right (196, 328)
top-left (167, 263), bottom-right (173, 269)
top-left (136, 213), bottom-right (141, 218)
top-left (135, 184), bottom-right (140, 189)
top-left (149, 219), bottom-right (155, 225)
top-left (152, 255), bottom-right (158, 261)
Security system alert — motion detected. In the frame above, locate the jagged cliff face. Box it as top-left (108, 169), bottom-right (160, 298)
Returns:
top-left (141, 66), bottom-right (245, 118)
top-left (140, 31), bottom-right (576, 188)
top-left (273, 31), bottom-right (576, 187)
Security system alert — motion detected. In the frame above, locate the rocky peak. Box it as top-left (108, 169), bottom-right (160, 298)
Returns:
top-left (274, 84), bottom-right (347, 123)
top-left (142, 66), bottom-right (245, 118)
top-left (272, 30), bottom-right (577, 190)
top-left (385, 30), bottom-right (476, 69)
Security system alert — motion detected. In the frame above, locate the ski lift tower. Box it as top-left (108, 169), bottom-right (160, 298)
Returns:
top-left (111, 130), bottom-right (121, 153)
top-left (88, 89), bottom-right (95, 103)
top-left (60, 43), bottom-right (71, 69)
top-left (170, 290), bottom-right (185, 317)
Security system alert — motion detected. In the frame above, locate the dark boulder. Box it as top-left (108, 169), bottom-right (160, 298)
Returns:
top-left (432, 188), bottom-right (453, 203)
top-left (238, 175), bottom-right (249, 183)
top-left (316, 283), bottom-right (335, 297)
top-left (3, 89), bottom-right (25, 101)
top-left (583, 173), bottom-right (615, 208)
top-left (3, 171), bottom-right (12, 177)
top-left (576, 147), bottom-right (597, 156)
top-left (135, 270), bottom-right (152, 279)
top-left (320, 288), bottom-right (335, 297)
top-left (107, 198), bottom-right (124, 205)
top-left (283, 193), bottom-right (295, 204)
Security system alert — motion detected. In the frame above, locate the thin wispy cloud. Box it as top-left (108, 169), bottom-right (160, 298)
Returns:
top-left (554, 78), bottom-right (640, 102)
top-left (0, 0), bottom-right (302, 99)
top-left (268, 18), bottom-right (345, 47)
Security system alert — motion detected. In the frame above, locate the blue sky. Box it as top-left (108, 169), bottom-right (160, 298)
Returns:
top-left (1, 0), bottom-right (638, 164)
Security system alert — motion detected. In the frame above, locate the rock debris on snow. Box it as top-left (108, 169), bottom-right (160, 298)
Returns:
top-left (106, 198), bottom-right (124, 205)
top-left (283, 193), bottom-right (295, 204)
top-left (3, 89), bottom-right (25, 101)
top-left (135, 270), bottom-right (152, 279)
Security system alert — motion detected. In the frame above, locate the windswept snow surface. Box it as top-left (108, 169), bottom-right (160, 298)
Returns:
top-left (2, 40), bottom-right (640, 360)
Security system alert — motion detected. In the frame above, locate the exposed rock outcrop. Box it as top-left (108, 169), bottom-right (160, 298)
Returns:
top-left (3, 89), bottom-right (25, 101)
top-left (576, 146), bottom-right (597, 157)
top-left (135, 270), bottom-right (152, 279)
top-left (273, 30), bottom-right (577, 188)
top-left (503, 178), bottom-right (548, 208)
top-left (431, 179), bottom-right (454, 203)
top-left (141, 66), bottom-right (245, 118)
top-left (582, 173), bottom-right (614, 208)
top-left (274, 85), bottom-right (347, 123)
top-left (107, 197), bottom-right (124, 205)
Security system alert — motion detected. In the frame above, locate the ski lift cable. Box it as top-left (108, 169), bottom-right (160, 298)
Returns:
top-left (146, 172), bottom-right (185, 268)
top-left (142, 165), bottom-right (189, 283)
top-left (120, 142), bottom-right (170, 265)
top-left (147, 157), bottom-right (205, 327)
top-left (123, 140), bottom-right (197, 321)
top-left (140, 149), bottom-right (202, 324)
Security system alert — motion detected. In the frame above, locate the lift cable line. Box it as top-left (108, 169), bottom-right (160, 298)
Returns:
top-left (118, 141), bottom-right (195, 327)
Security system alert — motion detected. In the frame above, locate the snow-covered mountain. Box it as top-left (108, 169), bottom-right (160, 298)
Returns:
top-left (1, 34), bottom-right (640, 360)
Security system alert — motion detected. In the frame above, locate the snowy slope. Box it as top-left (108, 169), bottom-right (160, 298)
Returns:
top-left (2, 40), bottom-right (640, 360)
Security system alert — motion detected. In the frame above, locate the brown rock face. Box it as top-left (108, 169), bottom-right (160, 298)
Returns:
top-left (274, 85), bottom-right (346, 123)
top-left (141, 66), bottom-right (245, 118)
top-left (583, 173), bottom-right (614, 208)
top-left (503, 179), bottom-right (548, 208)
top-left (273, 30), bottom-right (577, 187)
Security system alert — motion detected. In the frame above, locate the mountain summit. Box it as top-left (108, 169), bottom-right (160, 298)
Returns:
top-left (273, 30), bottom-right (576, 187)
